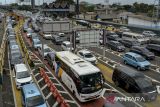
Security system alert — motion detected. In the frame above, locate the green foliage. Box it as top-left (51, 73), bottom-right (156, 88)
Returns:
top-left (55, 0), bottom-right (74, 4)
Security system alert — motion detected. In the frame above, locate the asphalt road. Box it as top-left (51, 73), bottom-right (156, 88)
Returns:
top-left (88, 46), bottom-right (160, 83)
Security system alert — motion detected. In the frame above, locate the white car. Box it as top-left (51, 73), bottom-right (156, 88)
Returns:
top-left (61, 41), bottom-right (73, 51)
top-left (120, 26), bottom-right (130, 32)
top-left (38, 44), bottom-right (52, 58)
top-left (77, 49), bottom-right (97, 65)
top-left (43, 34), bottom-right (52, 40)
top-left (32, 39), bottom-right (42, 50)
top-left (142, 31), bottom-right (157, 37)
top-left (13, 64), bottom-right (32, 89)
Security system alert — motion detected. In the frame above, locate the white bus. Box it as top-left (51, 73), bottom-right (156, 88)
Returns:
top-left (54, 51), bottom-right (104, 102)
top-left (122, 32), bottom-right (149, 44)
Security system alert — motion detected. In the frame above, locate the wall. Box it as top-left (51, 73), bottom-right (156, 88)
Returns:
top-left (128, 17), bottom-right (160, 29)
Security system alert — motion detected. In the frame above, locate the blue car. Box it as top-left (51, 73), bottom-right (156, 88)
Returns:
top-left (123, 52), bottom-right (150, 70)
top-left (21, 83), bottom-right (47, 107)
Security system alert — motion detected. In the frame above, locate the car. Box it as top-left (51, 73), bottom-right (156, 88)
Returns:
top-left (8, 35), bottom-right (16, 44)
top-left (51, 35), bottom-right (62, 44)
top-left (31, 33), bottom-right (39, 41)
top-left (46, 52), bottom-right (56, 68)
top-left (112, 65), bottom-right (157, 101)
top-left (106, 41), bottom-right (125, 52)
top-left (130, 46), bottom-right (155, 60)
top-left (142, 31), bottom-right (157, 37)
top-left (123, 52), bottom-right (150, 70)
top-left (7, 28), bottom-right (15, 35)
top-left (21, 83), bottom-right (47, 107)
top-left (106, 34), bottom-right (121, 41)
top-left (122, 32), bottom-right (149, 44)
top-left (13, 64), bottom-right (32, 89)
top-left (77, 49), bottom-right (97, 65)
top-left (38, 44), bottom-right (52, 58)
top-left (32, 39), bottom-right (42, 50)
top-left (150, 37), bottom-right (160, 45)
top-left (26, 28), bottom-right (33, 38)
top-left (10, 50), bottom-right (23, 69)
top-left (61, 41), bottom-right (73, 51)
top-left (43, 34), bottom-right (52, 40)
top-left (10, 44), bottom-right (20, 51)
top-left (119, 26), bottom-right (130, 32)
top-left (119, 39), bottom-right (140, 48)
top-left (146, 44), bottom-right (160, 53)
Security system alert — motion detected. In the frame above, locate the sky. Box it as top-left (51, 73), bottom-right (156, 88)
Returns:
top-left (0, 0), bottom-right (155, 5)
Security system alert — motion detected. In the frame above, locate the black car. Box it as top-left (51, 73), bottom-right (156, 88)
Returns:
top-left (46, 52), bottom-right (55, 69)
top-left (119, 39), bottom-right (140, 48)
top-left (112, 65), bottom-right (157, 101)
top-left (146, 44), bottom-right (160, 54)
top-left (106, 41), bottom-right (125, 52)
top-left (130, 46), bottom-right (155, 60)
top-left (51, 35), bottom-right (62, 45)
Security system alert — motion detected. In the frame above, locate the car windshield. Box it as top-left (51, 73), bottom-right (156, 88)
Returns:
top-left (80, 72), bottom-right (103, 94)
top-left (135, 78), bottom-right (152, 89)
top-left (27, 95), bottom-right (45, 107)
top-left (84, 53), bottom-right (93, 58)
top-left (66, 43), bottom-right (71, 47)
top-left (136, 56), bottom-right (146, 62)
top-left (44, 48), bottom-right (51, 53)
top-left (17, 71), bottom-right (30, 79)
top-left (35, 40), bottom-right (41, 44)
top-left (12, 53), bottom-right (21, 59)
top-left (136, 36), bottom-right (144, 39)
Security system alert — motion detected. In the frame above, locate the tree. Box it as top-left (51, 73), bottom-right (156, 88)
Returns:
top-left (55, 0), bottom-right (74, 4)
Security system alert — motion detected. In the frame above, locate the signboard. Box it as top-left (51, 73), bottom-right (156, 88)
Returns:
top-left (42, 21), bottom-right (71, 33)
top-left (78, 29), bottom-right (100, 47)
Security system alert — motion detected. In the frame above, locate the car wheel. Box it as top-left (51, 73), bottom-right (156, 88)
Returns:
top-left (124, 60), bottom-right (127, 65)
top-left (137, 66), bottom-right (141, 71)
top-left (115, 80), bottom-right (119, 87)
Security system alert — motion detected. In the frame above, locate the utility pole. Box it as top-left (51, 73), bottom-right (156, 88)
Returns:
top-left (76, 0), bottom-right (79, 18)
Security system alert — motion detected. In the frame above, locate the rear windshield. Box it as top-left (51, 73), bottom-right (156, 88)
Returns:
top-left (17, 71), bottom-right (30, 79)
top-left (27, 95), bottom-right (45, 107)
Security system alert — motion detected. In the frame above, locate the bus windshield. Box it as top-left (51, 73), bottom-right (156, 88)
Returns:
top-left (80, 72), bottom-right (103, 94)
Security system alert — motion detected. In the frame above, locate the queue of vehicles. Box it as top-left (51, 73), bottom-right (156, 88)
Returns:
top-left (6, 15), bottom-right (160, 107)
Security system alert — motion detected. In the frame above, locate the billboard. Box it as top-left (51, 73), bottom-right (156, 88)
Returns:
top-left (42, 21), bottom-right (71, 33)
top-left (78, 29), bottom-right (100, 47)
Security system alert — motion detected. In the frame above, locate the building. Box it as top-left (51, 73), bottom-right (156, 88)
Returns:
top-left (94, 4), bottom-right (117, 21)
top-left (41, 2), bottom-right (75, 17)
top-left (128, 15), bottom-right (160, 29)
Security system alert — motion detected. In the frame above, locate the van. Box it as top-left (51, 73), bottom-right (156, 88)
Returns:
top-left (21, 83), bottom-right (47, 107)
top-left (122, 32), bottom-right (149, 44)
top-left (112, 65), bottom-right (157, 101)
top-left (14, 64), bottom-right (33, 89)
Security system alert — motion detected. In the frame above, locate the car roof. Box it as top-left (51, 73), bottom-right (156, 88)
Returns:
top-left (125, 52), bottom-right (141, 57)
top-left (22, 83), bottom-right (41, 98)
top-left (62, 41), bottom-right (71, 44)
top-left (115, 65), bottom-right (144, 78)
top-left (78, 49), bottom-right (91, 54)
top-left (148, 44), bottom-right (160, 47)
top-left (15, 64), bottom-right (28, 72)
top-left (110, 41), bottom-right (120, 44)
